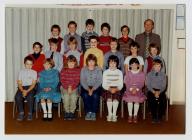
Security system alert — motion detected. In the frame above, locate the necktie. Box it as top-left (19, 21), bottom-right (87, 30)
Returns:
top-left (145, 33), bottom-right (150, 58)
top-left (50, 52), bottom-right (54, 59)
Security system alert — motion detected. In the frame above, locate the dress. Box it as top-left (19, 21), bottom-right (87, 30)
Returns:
top-left (35, 69), bottom-right (61, 103)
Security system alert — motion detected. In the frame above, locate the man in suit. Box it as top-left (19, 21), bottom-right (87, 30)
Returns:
top-left (135, 19), bottom-right (161, 59)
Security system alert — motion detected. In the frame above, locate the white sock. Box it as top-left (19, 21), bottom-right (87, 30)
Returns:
top-left (133, 103), bottom-right (140, 116)
top-left (47, 102), bottom-right (52, 113)
top-left (41, 102), bottom-right (47, 113)
top-left (127, 103), bottom-right (133, 117)
top-left (112, 100), bottom-right (119, 116)
top-left (107, 100), bottom-right (112, 116)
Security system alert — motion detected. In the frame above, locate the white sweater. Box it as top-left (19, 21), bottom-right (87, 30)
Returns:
top-left (102, 68), bottom-right (123, 91)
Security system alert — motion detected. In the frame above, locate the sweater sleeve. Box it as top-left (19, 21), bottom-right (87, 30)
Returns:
top-left (120, 53), bottom-right (125, 74)
top-left (160, 74), bottom-right (167, 93)
top-left (102, 70), bottom-right (108, 90)
top-left (80, 68), bottom-right (89, 90)
top-left (144, 59), bottom-right (148, 74)
top-left (117, 71), bottom-right (123, 90)
top-left (57, 53), bottom-right (63, 72)
top-left (146, 73), bottom-right (153, 92)
top-left (98, 51), bottom-right (104, 69)
top-left (93, 69), bottom-right (103, 90)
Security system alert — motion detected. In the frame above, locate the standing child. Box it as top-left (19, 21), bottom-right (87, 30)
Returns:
top-left (35, 58), bottom-right (61, 121)
top-left (124, 41), bottom-right (144, 74)
top-left (15, 56), bottom-right (37, 121)
top-left (81, 19), bottom-right (98, 53)
top-left (102, 55), bottom-right (123, 122)
top-left (98, 22), bottom-right (112, 54)
top-left (146, 59), bottom-right (167, 123)
top-left (122, 58), bottom-right (146, 123)
top-left (60, 55), bottom-right (81, 120)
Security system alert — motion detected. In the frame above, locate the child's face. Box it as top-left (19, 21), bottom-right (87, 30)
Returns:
top-left (109, 61), bottom-right (117, 70)
top-left (144, 21), bottom-right (154, 33)
top-left (43, 62), bottom-right (52, 70)
top-left (50, 43), bottom-right (57, 52)
top-left (68, 61), bottom-right (76, 68)
top-left (52, 28), bottom-right (60, 37)
top-left (110, 41), bottom-right (117, 51)
top-left (130, 46), bottom-right (138, 55)
top-left (130, 63), bottom-right (139, 71)
top-left (25, 60), bottom-right (33, 69)
top-left (69, 42), bottom-right (76, 50)
top-left (86, 24), bottom-right (94, 32)
top-left (150, 47), bottom-right (158, 56)
top-left (90, 39), bottom-right (98, 48)
top-left (101, 27), bottom-right (109, 36)
top-left (153, 64), bottom-right (161, 72)
top-left (33, 45), bottom-right (41, 54)
top-left (122, 27), bottom-right (129, 36)
top-left (88, 60), bottom-right (95, 67)
top-left (68, 24), bottom-right (76, 33)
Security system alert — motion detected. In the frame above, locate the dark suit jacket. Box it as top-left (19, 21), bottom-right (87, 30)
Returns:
top-left (135, 32), bottom-right (161, 59)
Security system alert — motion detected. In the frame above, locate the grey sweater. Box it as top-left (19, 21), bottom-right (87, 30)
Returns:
top-left (80, 66), bottom-right (102, 90)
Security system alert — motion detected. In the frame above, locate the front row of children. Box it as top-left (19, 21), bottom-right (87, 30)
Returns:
top-left (15, 52), bottom-right (167, 124)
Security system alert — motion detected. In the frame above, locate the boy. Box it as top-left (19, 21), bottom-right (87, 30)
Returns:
top-left (15, 56), bottom-right (37, 121)
top-left (81, 19), bottom-right (98, 53)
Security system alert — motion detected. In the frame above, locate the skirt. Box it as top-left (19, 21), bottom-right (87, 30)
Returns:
top-left (35, 90), bottom-right (61, 103)
top-left (102, 90), bottom-right (121, 101)
top-left (122, 91), bottom-right (146, 103)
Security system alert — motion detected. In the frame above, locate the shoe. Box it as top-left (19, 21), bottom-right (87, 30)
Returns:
top-left (107, 115), bottom-right (112, 122)
top-left (70, 113), bottom-right (76, 120)
top-left (90, 113), bottom-right (96, 121)
top-left (64, 112), bottom-right (70, 120)
top-left (128, 116), bottom-right (132, 123)
top-left (17, 113), bottom-right (24, 121)
top-left (27, 113), bottom-right (33, 121)
top-left (85, 112), bottom-right (92, 120)
top-left (42, 113), bottom-right (48, 121)
top-left (47, 113), bottom-right (53, 121)
top-left (133, 116), bottom-right (138, 123)
top-left (112, 115), bottom-right (117, 122)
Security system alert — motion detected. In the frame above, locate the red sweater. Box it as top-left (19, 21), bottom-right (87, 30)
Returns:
top-left (98, 35), bottom-right (112, 54)
top-left (29, 54), bottom-right (45, 73)
top-left (60, 68), bottom-right (81, 90)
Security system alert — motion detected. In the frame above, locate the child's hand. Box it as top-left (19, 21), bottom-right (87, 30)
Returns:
top-left (68, 86), bottom-right (72, 94)
top-left (132, 88), bottom-right (137, 95)
top-left (155, 91), bottom-right (160, 98)
top-left (88, 88), bottom-right (93, 96)
top-left (22, 90), bottom-right (28, 97)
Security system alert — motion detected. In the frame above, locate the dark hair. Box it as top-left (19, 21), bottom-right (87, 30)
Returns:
top-left (107, 55), bottom-right (119, 69)
top-left (24, 56), bottom-right (34, 64)
top-left (110, 37), bottom-right (118, 43)
top-left (144, 19), bottom-right (154, 26)
top-left (51, 24), bottom-right (61, 32)
top-left (49, 38), bottom-right (58, 45)
top-left (129, 58), bottom-right (140, 70)
top-left (67, 36), bottom-right (78, 47)
top-left (86, 54), bottom-right (98, 66)
top-left (85, 19), bottom-right (95, 26)
top-left (33, 42), bottom-right (43, 49)
top-left (149, 43), bottom-right (160, 55)
top-left (68, 21), bottom-right (77, 28)
top-left (44, 58), bottom-right (55, 68)
top-left (89, 35), bottom-right (99, 42)
top-left (129, 41), bottom-right (140, 55)
top-left (66, 55), bottom-right (78, 68)
top-left (153, 58), bottom-right (163, 67)
top-left (101, 22), bottom-right (111, 32)
top-left (121, 25), bottom-right (130, 34)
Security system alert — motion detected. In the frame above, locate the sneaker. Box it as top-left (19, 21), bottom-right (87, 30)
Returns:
top-left (107, 115), bottom-right (112, 122)
top-left (133, 116), bottom-right (138, 123)
top-left (64, 112), bottom-right (70, 120)
top-left (27, 113), bottom-right (33, 121)
top-left (91, 113), bottom-right (96, 121)
top-left (112, 115), bottom-right (117, 122)
top-left (128, 116), bottom-right (132, 123)
top-left (17, 113), bottom-right (24, 121)
top-left (70, 113), bottom-right (76, 120)
top-left (85, 112), bottom-right (92, 120)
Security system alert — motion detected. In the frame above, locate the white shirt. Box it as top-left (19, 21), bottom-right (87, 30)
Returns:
top-left (124, 55), bottom-right (144, 66)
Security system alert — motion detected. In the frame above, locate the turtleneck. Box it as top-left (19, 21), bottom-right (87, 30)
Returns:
top-left (32, 52), bottom-right (41, 60)
top-left (131, 69), bottom-right (140, 74)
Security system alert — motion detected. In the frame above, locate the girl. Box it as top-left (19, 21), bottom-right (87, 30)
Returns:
top-left (102, 55), bottom-right (123, 122)
top-left (122, 58), bottom-right (146, 123)
top-left (124, 41), bottom-right (144, 74)
top-left (80, 54), bottom-right (102, 121)
top-left (60, 55), bottom-right (81, 120)
top-left (35, 58), bottom-right (61, 121)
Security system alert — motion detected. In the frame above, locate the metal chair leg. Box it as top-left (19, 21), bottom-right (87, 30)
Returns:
top-left (143, 101), bottom-right (146, 120)
top-left (121, 100), bottom-right (124, 118)
top-left (35, 101), bottom-right (38, 118)
top-left (78, 96), bottom-right (82, 117)
top-left (13, 101), bottom-right (16, 118)
top-left (58, 102), bottom-right (60, 118)
top-left (100, 97), bottom-right (102, 118)
top-left (166, 98), bottom-right (169, 121)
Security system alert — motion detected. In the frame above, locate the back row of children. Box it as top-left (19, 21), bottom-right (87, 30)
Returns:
top-left (15, 18), bottom-right (167, 124)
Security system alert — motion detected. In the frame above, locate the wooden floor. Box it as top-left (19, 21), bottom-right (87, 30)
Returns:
top-left (5, 102), bottom-right (185, 134)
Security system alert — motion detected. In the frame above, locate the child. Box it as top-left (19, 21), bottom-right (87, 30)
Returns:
top-left (144, 43), bottom-right (166, 74)
top-left (118, 25), bottom-right (134, 58)
top-left (63, 21), bottom-right (82, 53)
top-left (146, 59), bottom-right (167, 123)
top-left (98, 22), bottom-right (112, 54)
top-left (80, 54), bottom-right (102, 121)
top-left (35, 58), bottom-right (61, 121)
top-left (84, 35), bottom-right (104, 69)
top-left (64, 36), bottom-right (81, 66)
top-left (102, 55), bottom-right (123, 122)
top-left (60, 55), bottom-right (81, 120)
top-left (15, 56), bottom-right (37, 121)
top-left (81, 19), bottom-right (98, 53)
top-left (124, 41), bottom-right (144, 74)
top-left (104, 37), bottom-right (124, 73)
top-left (48, 24), bottom-right (64, 53)
top-left (28, 42), bottom-right (45, 73)
top-left (122, 58), bottom-right (146, 123)
top-left (45, 38), bottom-right (63, 72)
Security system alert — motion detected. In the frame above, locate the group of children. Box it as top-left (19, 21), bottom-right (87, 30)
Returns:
top-left (15, 19), bottom-right (167, 124)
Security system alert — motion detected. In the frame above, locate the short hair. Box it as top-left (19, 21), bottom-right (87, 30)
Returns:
top-left (85, 19), bottom-right (95, 26)
top-left (44, 58), bottom-right (55, 68)
top-left (86, 54), bottom-right (98, 66)
top-left (120, 25), bottom-right (130, 34)
top-left (68, 21), bottom-right (77, 28)
top-left (153, 58), bottom-right (162, 67)
top-left (149, 43), bottom-right (160, 55)
top-left (67, 36), bottom-right (78, 47)
top-left (107, 55), bottom-right (119, 69)
top-left (101, 22), bottom-right (111, 32)
top-left (66, 55), bottom-right (78, 68)
top-left (24, 56), bottom-right (34, 64)
top-left (51, 24), bottom-right (61, 32)
top-left (33, 42), bottom-right (43, 49)
top-left (49, 38), bottom-right (58, 45)
top-left (144, 19), bottom-right (154, 26)
top-left (89, 35), bottom-right (99, 42)
top-left (129, 41), bottom-right (140, 49)
top-left (110, 37), bottom-right (118, 43)
top-left (129, 58), bottom-right (140, 70)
